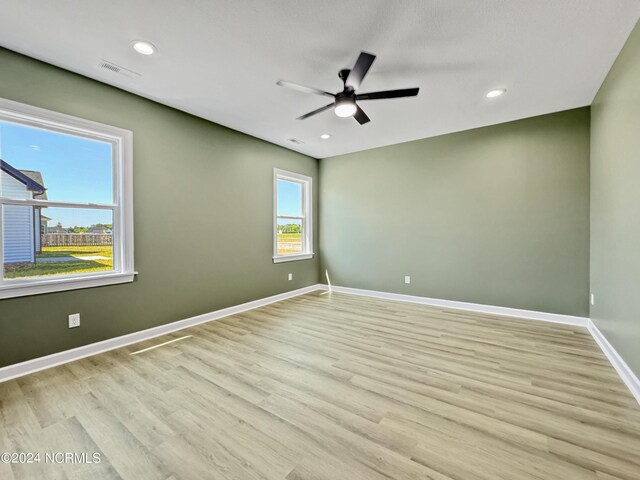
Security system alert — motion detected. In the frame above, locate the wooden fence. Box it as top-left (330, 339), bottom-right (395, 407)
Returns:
top-left (42, 234), bottom-right (113, 247)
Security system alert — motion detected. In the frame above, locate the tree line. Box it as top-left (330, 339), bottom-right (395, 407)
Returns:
top-left (278, 223), bottom-right (301, 234)
top-left (55, 222), bottom-right (113, 233)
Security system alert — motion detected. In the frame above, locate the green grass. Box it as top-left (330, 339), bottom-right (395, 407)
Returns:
top-left (277, 233), bottom-right (302, 240)
top-left (4, 246), bottom-right (113, 279)
top-left (277, 232), bottom-right (302, 254)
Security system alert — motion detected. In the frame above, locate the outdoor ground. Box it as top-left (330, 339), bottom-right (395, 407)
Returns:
top-left (5, 234), bottom-right (297, 279)
top-left (277, 233), bottom-right (302, 254)
top-left (4, 246), bottom-right (113, 279)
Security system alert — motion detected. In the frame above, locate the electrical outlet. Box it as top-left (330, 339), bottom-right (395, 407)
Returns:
top-left (68, 313), bottom-right (80, 328)
top-left (404, 275), bottom-right (411, 284)
top-left (590, 293), bottom-right (595, 306)
top-left (288, 273), bottom-right (293, 281)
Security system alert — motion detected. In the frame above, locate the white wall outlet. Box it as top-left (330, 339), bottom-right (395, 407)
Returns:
top-left (590, 293), bottom-right (595, 306)
top-left (404, 275), bottom-right (411, 284)
top-left (288, 273), bottom-right (293, 281)
top-left (68, 313), bottom-right (80, 328)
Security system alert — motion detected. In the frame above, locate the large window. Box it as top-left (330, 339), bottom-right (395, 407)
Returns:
top-left (0, 98), bottom-right (134, 299)
top-left (273, 169), bottom-right (312, 263)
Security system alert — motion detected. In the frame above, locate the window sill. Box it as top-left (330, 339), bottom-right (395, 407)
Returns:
top-left (272, 253), bottom-right (314, 264)
top-left (0, 271), bottom-right (137, 300)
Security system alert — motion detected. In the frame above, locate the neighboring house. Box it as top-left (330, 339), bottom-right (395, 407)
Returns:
top-left (40, 214), bottom-right (51, 235)
top-left (47, 225), bottom-right (68, 234)
top-left (87, 225), bottom-right (110, 235)
top-left (20, 169), bottom-right (48, 254)
top-left (1, 159), bottom-right (47, 263)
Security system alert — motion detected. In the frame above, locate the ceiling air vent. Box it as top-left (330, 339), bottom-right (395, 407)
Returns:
top-left (98, 60), bottom-right (141, 79)
top-left (288, 138), bottom-right (305, 145)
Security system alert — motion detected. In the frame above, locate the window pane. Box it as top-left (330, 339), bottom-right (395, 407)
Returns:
top-left (277, 179), bottom-right (302, 217)
top-left (0, 120), bottom-right (113, 203)
top-left (277, 218), bottom-right (302, 255)
top-left (3, 206), bottom-right (113, 280)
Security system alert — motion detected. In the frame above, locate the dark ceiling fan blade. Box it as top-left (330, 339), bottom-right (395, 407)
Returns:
top-left (353, 105), bottom-right (370, 125)
top-left (277, 80), bottom-right (335, 98)
top-left (357, 87), bottom-right (420, 100)
top-left (296, 103), bottom-right (334, 120)
top-left (345, 52), bottom-right (376, 90)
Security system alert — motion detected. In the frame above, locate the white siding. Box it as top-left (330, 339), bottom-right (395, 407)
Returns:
top-left (3, 205), bottom-right (35, 263)
top-left (34, 209), bottom-right (41, 252)
top-left (1, 170), bottom-right (35, 263)
top-left (1, 170), bottom-right (32, 200)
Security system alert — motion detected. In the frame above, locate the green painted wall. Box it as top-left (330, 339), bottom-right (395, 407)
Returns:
top-left (320, 108), bottom-right (591, 317)
top-left (5, 37), bottom-right (631, 371)
top-left (0, 48), bottom-right (319, 368)
top-left (590, 20), bottom-right (640, 376)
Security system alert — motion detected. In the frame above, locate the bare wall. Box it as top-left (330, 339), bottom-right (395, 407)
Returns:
top-left (590, 20), bottom-right (640, 377)
top-left (0, 48), bottom-right (319, 368)
top-left (320, 108), bottom-right (590, 317)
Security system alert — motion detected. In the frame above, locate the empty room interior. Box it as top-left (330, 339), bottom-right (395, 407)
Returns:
top-left (1, 1), bottom-right (640, 479)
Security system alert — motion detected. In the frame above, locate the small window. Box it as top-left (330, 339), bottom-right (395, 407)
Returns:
top-left (273, 169), bottom-right (313, 263)
top-left (0, 98), bottom-right (134, 299)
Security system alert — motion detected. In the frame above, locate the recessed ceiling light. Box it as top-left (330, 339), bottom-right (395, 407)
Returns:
top-left (131, 40), bottom-right (157, 55)
top-left (320, 134), bottom-right (332, 140)
top-left (486, 88), bottom-right (506, 98)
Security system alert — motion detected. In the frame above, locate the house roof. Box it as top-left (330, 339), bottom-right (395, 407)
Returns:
top-left (18, 170), bottom-right (48, 200)
top-left (0, 159), bottom-right (46, 194)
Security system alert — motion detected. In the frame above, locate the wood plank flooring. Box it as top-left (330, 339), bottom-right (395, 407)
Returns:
top-left (1, 291), bottom-right (639, 479)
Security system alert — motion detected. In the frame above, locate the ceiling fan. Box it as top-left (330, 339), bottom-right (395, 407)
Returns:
top-left (277, 51), bottom-right (419, 125)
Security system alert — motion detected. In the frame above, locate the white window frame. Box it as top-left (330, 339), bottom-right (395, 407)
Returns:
top-left (273, 168), bottom-right (313, 263)
top-left (0, 97), bottom-right (135, 299)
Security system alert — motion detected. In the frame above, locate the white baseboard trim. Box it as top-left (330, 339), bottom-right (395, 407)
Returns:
top-left (4, 282), bottom-right (638, 407)
top-left (0, 284), bottom-right (324, 383)
top-left (323, 285), bottom-right (589, 327)
top-left (588, 319), bottom-right (640, 405)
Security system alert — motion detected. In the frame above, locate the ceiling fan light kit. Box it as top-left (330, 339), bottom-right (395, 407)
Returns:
top-left (277, 51), bottom-right (420, 125)
top-left (334, 96), bottom-right (357, 117)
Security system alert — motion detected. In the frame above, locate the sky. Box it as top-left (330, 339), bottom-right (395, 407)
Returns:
top-left (0, 120), bottom-right (113, 226)
top-left (276, 179), bottom-right (302, 219)
top-left (0, 119), bottom-right (303, 227)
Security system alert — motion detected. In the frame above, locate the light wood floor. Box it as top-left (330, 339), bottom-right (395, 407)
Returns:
top-left (1, 292), bottom-right (639, 480)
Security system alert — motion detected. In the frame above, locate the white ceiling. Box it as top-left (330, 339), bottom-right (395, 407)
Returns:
top-left (1, 1), bottom-right (639, 159)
